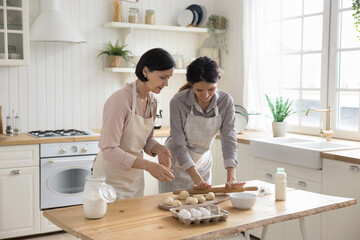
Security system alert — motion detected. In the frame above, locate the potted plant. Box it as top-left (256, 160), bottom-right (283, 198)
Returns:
top-left (265, 94), bottom-right (295, 137)
top-left (207, 14), bottom-right (228, 54)
top-left (97, 39), bottom-right (132, 68)
top-left (353, 0), bottom-right (360, 41)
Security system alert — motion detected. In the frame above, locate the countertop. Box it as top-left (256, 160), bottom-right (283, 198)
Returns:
top-left (43, 180), bottom-right (356, 240)
top-left (1, 126), bottom-right (359, 163)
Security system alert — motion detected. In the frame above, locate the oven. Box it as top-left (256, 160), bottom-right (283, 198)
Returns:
top-left (40, 141), bottom-right (99, 209)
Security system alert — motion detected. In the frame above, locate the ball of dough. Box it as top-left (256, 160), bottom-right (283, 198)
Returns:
top-left (172, 200), bottom-right (182, 207)
top-left (205, 192), bottom-right (215, 200)
top-left (185, 197), bottom-right (198, 205)
top-left (193, 194), bottom-right (206, 203)
top-left (179, 190), bottom-right (190, 200)
top-left (163, 197), bottom-right (174, 206)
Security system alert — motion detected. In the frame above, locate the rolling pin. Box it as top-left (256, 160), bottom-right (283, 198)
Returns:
top-left (173, 186), bottom-right (258, 195)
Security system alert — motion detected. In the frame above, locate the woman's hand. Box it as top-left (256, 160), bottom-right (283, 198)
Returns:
top-left (157, 145), bottom-right (172, 168)
top-left (147, 161), bottom-right (174, 182)
top-left (225, 181), bottom-right (246, 189)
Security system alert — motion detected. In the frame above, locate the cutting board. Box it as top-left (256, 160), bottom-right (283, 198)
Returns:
top-left (158, 194), bottom-right (230, 211)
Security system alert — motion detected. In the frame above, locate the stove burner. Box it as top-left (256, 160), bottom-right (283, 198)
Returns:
top-left (28, 129), bottom-right (91, 138)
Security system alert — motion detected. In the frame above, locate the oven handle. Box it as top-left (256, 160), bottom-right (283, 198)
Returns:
top-left (48, 158), bottom-right (94, 164)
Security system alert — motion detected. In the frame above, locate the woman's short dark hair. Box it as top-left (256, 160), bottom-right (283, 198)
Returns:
top-left (179, 56), bottom-right (221, 91)
top-left (135, 48), bottom-right (175, 82)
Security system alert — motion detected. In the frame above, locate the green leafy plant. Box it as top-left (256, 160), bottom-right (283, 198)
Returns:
top-left (353, 0), bottom-right (360, 40)
top-left (265, 94), bottom-right (295, 122)
top-left (97, 39), bottom-right (132, 61)
top-left (207, 15), bottom-right (228, 54)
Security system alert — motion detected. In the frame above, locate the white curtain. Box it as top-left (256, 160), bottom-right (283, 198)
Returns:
top-left (242, 0), bottom-right (271, 131)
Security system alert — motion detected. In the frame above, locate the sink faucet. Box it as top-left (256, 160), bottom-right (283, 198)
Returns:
top-left (305, 106), bottom-right (333, 142)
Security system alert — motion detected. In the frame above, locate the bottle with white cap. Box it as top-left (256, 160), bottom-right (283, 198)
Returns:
top-left (275, 167), bottom-right (287, 201)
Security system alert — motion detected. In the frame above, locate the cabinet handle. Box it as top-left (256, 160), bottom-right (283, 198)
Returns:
top-left (349, 166), bottom-right (360, 172)
top-left (265, 173), bottom-right (273, 179)
top-left (11, 170), bottom-right (22, 175)
top-left (298, 181), bottom-right (307, 187)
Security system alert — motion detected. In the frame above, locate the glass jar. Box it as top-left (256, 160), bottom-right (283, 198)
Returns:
top-left (83, 175), bottom-right (117, 219)
top-left (128, 8), bottom-right (139, 23)
top-left (6, 114), bottom-right (13, 136)
top-left (14, 114), bottom-right (20, 135)
top-left (145, 9), bottom-right (155, 25)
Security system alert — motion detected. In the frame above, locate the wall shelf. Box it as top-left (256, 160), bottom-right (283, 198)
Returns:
top-left (104, 22), bottom-right (209, 33)
top-left (104, 67), bottom-right (187, 74)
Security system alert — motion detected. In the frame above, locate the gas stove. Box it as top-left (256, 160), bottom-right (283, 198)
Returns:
top-left (28, 129), bottom-right (95, 138)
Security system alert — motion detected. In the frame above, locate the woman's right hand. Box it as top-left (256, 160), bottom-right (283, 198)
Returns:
top-left (147, 161), bottom-right (174, 182)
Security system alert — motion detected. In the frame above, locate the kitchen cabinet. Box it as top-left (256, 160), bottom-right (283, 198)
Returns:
top-left (251, 157), bottom-right (322, 240)
top-left (0, 0), bottom-right (30, 65)
top-left (322, 159), bottom-right (360, 240)
top-left (143, 137), bottom-right (167, 196)
top-left (0, 145), bottom-right (40, 239)
top-left (236, 143), bottom-right (254, 181)
top-left (103, 22), bottom-right (210, 72)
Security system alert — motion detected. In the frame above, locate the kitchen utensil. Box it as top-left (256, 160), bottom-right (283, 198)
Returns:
top-left (186, 4), bottom-right (203, 26)
top-left (177, 9), bottom-right (194, 27)
top-left (158, 194), bottom-right (230, 210)
top-left (235, 105), bottom-right (248, 124)
top-left (234, 112), bottom-right (247, 133)
top-left (173, 186), bottom-right (258, 195)
top-left (229, 192), bottom-right (257, 210)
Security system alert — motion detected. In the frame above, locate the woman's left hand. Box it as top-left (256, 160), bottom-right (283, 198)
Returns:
top-left (157, 145), bottom-right (172, 168)
top-left (225, 181), bottom-right (246, 189)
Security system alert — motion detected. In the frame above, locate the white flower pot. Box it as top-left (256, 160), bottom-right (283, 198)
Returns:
top-left (272, 121), bottom-right (287, 137)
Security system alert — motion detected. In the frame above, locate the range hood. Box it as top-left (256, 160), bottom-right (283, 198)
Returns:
top-left (30, 0), bottom-right (86, 43)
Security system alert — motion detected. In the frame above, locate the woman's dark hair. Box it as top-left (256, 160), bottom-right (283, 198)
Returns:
top-left (179, 56), bottom-right (221, 91)
top-left (135, 48), bottom-right (175, 82)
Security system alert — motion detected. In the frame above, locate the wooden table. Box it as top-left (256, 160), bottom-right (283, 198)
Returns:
top-left (43, 180), bottom-right (356, 240)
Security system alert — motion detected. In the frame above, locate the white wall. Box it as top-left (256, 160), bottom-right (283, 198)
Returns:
top-left (0, 0), bottom-right (221, 132)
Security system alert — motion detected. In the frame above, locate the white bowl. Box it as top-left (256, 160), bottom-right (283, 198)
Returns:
top-left (229, 192), bottom-right (257, 210)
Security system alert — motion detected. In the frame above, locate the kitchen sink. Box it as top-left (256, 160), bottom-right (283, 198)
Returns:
top-left (250, 137), bottom-right (355, 170)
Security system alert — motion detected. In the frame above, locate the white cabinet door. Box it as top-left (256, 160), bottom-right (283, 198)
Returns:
top-left (236, 143), bottom-right (254, 181)
top-left (0, 166), bottom-right (40, 239)
top-left (0, 0), bottom-right (30, 65)
top-left (40, 211), bottom-right (60, 233)
top-left (322, 159), bottom-right (360, 240)
top-left (211, 138), bottom-right (224, 185)
top-left (143, 137), bottom-right (167, 196)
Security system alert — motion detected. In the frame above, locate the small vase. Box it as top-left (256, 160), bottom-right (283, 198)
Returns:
top-left (272, 121), bottom-right (287, 137)
top-left (108, 55), bottom-right (122, 68)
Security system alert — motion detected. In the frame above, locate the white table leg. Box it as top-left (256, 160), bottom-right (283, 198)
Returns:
top-left (244, 231), bottom-right (250, 240)
top-left (299, 217), bottom-right (308, 240)
top-left (261, 225), bottom-right (269, 240)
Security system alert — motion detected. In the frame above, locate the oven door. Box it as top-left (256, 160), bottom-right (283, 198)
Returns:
top-left (40, 155), bottom-right (95, 209)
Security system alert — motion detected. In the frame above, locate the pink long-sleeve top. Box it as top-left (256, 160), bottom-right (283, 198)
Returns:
top-left (99, 82), bottom-right (159, 170)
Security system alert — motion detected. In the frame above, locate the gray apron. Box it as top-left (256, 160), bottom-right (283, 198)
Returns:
top-left (159, 104), bottom-right (222, 193)
top-left (93, 82), bottom-right (154, 199)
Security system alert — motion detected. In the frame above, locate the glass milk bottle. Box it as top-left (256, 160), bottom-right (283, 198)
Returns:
top-left (275, 167), bottom-right (287, 201)
top-left (83, 176), bottom-right (117, 219)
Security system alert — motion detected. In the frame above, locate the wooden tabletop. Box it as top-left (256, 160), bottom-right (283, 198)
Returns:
top-left (43, 180), bottom-right (356, 240)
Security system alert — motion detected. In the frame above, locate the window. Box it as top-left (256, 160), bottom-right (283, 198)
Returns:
top-left (264, 0), bottom-right (360, 140)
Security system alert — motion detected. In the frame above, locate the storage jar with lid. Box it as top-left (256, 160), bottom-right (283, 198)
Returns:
top-left (145, 9), bottom-right (155, 24)
top-left (83, 175), bottom-right (117, 219)
top-left (128, 7), bottom-right (139, 23)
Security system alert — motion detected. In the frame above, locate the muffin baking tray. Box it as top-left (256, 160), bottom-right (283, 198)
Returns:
top-left (170, 204), bottom-right (230, 225)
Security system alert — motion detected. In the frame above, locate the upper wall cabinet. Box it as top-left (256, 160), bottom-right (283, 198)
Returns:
top-left (0, 0), bottom-right (29, 66)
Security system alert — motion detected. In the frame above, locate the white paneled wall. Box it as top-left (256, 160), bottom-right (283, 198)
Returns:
top-left (0, 0), bottom-right (219, 132)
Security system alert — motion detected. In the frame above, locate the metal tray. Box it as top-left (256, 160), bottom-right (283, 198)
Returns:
top-left (170, 204), bottom-right (230, 225)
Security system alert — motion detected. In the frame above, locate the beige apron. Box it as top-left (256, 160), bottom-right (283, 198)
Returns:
top-left (159, 104), bottom-right (222, 193)
top-left (93, 82), bottom-right (154, 199)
